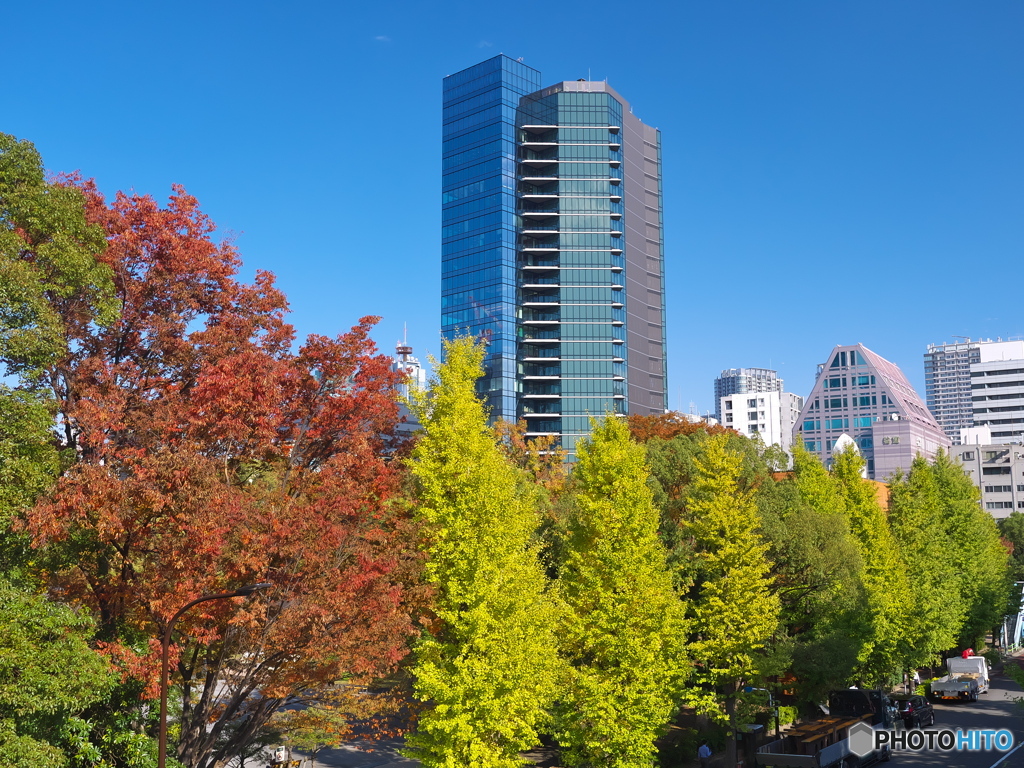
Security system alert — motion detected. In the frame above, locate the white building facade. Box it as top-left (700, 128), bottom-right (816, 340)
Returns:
top-left (713, 368), bottom-right (783, 421)
top-left (924, 338), bottom-right (1024, 445)
top-left (720, 390), bottom-right (803, 453)
top-left (951, 427), bottom-right (1024, 520)
top-left (970, 340), bottom-right (1024, 444)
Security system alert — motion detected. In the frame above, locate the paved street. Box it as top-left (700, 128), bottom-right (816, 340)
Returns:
top-left (888, 670), bottom-right (1024, 768)
top-left (295, 664), bottom-right (1024, 768)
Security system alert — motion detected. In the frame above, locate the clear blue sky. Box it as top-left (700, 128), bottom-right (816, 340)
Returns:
top-left (6, 1), bottom-right (1022, 414)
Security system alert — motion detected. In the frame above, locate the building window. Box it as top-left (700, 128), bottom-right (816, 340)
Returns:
top-left (725, 400), bottom-right (732, 410)
top-left (986, 501), bottom-right (1014, 510)
top-left (962, 451), bottom-right (975, 461)
top-left (726, 414), bottom-right (733, 423)
top-left (984, 485), bottom-right (1013, 493)
top-left (748, 398), bottom-right (757, 408)
top-left (983, 467), bottom-right (1011, 475)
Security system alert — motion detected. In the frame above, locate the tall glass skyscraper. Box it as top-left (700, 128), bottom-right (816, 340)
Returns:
top-left (442, 55), bottom-right (667, 456)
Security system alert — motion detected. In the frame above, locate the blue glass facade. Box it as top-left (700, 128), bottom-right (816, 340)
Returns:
top-left (442, 57), bottom-right (542, 422)
top-left (442, 57), bottom-right (667, 455)
top-left (517, 86), bottom-right (627, 456)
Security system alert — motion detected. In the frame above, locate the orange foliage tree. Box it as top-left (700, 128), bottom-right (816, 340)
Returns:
top-left (22, 183), bottom-right (422, 768)
top-left (626, 411), bottom-right (735, 443)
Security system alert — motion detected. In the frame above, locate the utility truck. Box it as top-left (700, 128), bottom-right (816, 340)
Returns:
top-left (755, 689), bottom-right (896, 768)
top-left (930, 654), bottom-right (990, 702)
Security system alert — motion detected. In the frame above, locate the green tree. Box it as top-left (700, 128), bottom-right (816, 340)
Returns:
top-left (0, 133), bottom-right (115, 577)
top-left (554, 416), bottom-right (687, 768)
top-left (0, 133), bottom-right (116, 379)
top-left (888, 457), bottom-right (964, 667)
top-left (998, 511), bottom-right (1024, 581)
top-left (766, 445), bottom-right (866, 702)
top-left (831, 448), bottom-right (912, 684)
top-left (405, 338), bottom-right (562, 768)
top-left (0, 581), bottom-right (114, 767)
top-left (931, 451), bottom-right (1011, 648)
top-left (684, 434), bottom-right (780, 768)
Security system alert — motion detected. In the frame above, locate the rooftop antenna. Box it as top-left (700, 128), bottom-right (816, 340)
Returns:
top-left (396, 322), bottom-right (412, 362)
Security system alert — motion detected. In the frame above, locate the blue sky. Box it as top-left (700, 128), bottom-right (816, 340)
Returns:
top-left (5, 1), bottom-right (1022, 414)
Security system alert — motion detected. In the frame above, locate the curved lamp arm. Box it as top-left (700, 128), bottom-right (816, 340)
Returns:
top-left (158, 582), bottom-right (273, 768)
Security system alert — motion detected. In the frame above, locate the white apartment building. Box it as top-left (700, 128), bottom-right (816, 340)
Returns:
top-left (952, 426), bottom-right (1024, 520)
top-left (971, 340), bottom-right (1024, 444)
top-left (713, 368), bottom-right (783, 421)
top-left (720, 390), bottom-right (804, 453)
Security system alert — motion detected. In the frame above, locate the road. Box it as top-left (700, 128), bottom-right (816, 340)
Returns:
top-left (890, 671), bottom-right (1024, 768)
top-left (294, 667), bottom-right (1024, 768)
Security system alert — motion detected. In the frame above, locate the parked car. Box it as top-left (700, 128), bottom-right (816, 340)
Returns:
top-left (889, 694), bottom-right (934, 728)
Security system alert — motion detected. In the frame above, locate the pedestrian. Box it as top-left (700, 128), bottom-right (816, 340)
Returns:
top-left (912, 670), bottom-right (921, 690)
top-left (698, 739), bottom-right (712, 768)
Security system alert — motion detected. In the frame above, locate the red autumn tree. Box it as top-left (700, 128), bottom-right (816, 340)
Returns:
top-left (627, 411), bottom-right (735, 443)
top-left (23, 183), bottom-right (423, 768)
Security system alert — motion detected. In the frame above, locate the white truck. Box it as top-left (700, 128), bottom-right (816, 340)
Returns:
top-left (930, 655), bottom-right (990, 702)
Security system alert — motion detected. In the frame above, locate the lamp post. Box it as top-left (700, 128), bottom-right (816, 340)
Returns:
top-left (158, 582), bottom-right (273, 768)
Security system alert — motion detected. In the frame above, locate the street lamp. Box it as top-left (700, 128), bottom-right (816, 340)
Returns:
top-left (158, 582), bottom-right (273, 768)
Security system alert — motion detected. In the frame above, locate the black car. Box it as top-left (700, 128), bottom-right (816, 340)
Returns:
top-left (889, 694), bottom-right (935, 728)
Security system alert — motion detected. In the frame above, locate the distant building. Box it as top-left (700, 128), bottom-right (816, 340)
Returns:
top-left (392, 340), bottom-right (427, 436)
top-left (719, 390), bottom-right (803, 453)
top-left (924, 338), bottom-right (1024, 444)
top-left (970, 340), bottom-right (1024, 444)
top-left (950, 427), bottom-right (1024, 520)
top-left (924, 339), bottom-right (982, 443)
top-left (441, 55), bottom-right (667, 458)
top-left (794, 344), bottom-right (950, 480)
top-left (713, 368), bottom-right (783, 421)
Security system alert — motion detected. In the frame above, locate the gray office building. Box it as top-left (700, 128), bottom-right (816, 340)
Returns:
top-left (442, 56), bottom-right (667, 457)
top-left (713, 368), bottom-right (783, 421)
top-left (924, 340), bottom-right (982, 443)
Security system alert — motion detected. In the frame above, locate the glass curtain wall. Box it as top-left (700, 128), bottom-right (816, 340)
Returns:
top-left (442, 56), bottom-right (542, 422)
top-left (516, 84), bottom-right (627, 457)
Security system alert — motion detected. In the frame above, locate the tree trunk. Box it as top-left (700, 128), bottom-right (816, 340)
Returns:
top-left (725, 694), bottom-right (738, 767)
